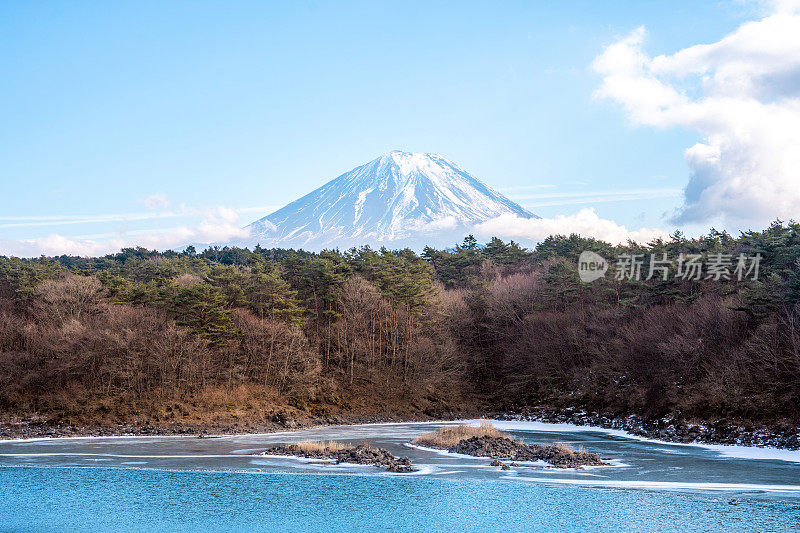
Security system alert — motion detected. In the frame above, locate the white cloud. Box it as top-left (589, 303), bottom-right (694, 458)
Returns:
top-left (141, 193), bottom-right (170, 210)
top-left (419, 216), bottom-right (460, 232)
top-left (0, 235), bottom-right (121, 258)
top-left (593, 2), bottom-right (800, 226)
top-left (0, 205), bottom-right (281, 230)
top-left (497, 184), bottom-right (557, 191)
top-left (504, 188), bottom-right (681, 210)
top-left (0, 211), bottom-right (180, 229)
top-left (472, 209), bottom-right (670, 245)
top-left (1, 206), bottom-right (252, 257)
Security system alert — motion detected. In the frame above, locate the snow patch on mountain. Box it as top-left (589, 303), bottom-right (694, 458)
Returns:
top-left (244, 151), bottom-right (537, 250)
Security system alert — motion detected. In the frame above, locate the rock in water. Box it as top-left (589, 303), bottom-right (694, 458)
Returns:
top-left (449, 436), bottom-right (606, 468)
top-left (260, 443), bottom-right (415, 472)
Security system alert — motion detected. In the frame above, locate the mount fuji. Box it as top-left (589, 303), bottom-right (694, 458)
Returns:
top-left (243, 151), bottom-right (537, 250)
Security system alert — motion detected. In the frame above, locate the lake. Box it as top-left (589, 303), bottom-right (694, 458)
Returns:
top-left (1, 420), bottom-right (799, 532)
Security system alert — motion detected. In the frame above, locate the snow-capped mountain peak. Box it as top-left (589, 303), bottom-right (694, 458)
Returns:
top-left (245, 151), bottom-right (537, 250)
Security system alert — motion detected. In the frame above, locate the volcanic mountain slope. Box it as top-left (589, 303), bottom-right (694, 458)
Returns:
top-left (245, 151), bottom-right (537, 250)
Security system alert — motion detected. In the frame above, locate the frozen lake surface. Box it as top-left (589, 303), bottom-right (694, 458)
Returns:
top-left (1, 420), bottom-right (799, 531)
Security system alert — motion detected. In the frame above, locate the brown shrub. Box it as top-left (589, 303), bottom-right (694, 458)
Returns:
top-left (33, 274), bottom-right (103, 324)
top-left (228, 309), bottom-right (320, 394)
top-left (292, 441), bottom-right (349, 453)
top-left (412, 421), bottom-right (511, 448)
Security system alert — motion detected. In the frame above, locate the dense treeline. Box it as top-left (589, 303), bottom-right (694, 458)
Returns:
top-left (1, 221), bottom-right (799, 427)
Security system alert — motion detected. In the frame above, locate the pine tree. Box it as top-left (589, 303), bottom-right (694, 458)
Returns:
top-left (245, 261), bottom-right (304, 325)
top-left (205, 264), bottom-right (247, 308)
top-left (172, 283), bottom-right (237, 346)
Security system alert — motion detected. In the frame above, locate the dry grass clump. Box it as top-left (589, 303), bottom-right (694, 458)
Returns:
top-left (548, 442), bottom-right (590, 455)
top-left (292, 440), bottom-right (350, 453)
top-left (412, 421), bottom-right (511, 448)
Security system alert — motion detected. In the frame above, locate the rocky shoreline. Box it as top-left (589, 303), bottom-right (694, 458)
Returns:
top-left (2, 406), bottom-right (798, 451)
top-left (0, 411), bottom-right (420, 440)
top-left (260, 443), bottom-right (415, 473)
top-left (497, 407), bottom-right (800, 450)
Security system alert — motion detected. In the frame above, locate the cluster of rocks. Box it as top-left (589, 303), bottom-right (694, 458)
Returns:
top-left (261, 443), bottom-right (415, 473)
top-left (0, 419), bottom-right (191, 439)
top-left (0, 411), bottom-right (397, 440)
top-left (490, 459), bottom-right (512, 470)
top-left (450, 435), bottom-right (607, 469)
top-left (496, 408), bottom-right (800, 450)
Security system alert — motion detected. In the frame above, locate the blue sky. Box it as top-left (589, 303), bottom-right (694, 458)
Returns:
top-left (3, 0), bottom-right (796, 255)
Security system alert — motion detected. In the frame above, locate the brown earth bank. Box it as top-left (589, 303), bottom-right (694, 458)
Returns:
top-left (1, 389), bottom-right (798, 450)
top-left (2, 399), bottom-right (799, 452)
top-left (0, 384), bottom-right (475, 440)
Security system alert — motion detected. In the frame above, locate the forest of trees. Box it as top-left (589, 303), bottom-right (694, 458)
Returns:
top-left (1, 221), bottom-right (799, 429)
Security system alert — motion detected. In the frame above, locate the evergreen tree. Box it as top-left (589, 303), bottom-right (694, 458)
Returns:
top-left (245, 261), bottom-right (304, 325)
top-left (171, 283), bottom-right (237, 345)
top-left (205, 264), bottom-right (247, 308)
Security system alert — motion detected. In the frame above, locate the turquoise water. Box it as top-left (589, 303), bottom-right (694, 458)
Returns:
top-left (1, 421), bottom-right (799, 532)
top-left (2, 467), bottom-right (798, 532)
